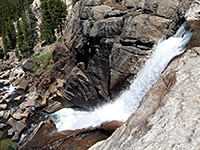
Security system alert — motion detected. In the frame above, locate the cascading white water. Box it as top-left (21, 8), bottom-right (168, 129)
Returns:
top-left (0, 67), bottom-right (23, 100)
top-left (51, 23), bottom-right (191, 131)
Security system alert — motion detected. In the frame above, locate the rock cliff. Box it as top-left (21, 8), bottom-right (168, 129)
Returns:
top-left (45, 0), bottom-right (192, 109)
top-left (18, 0), bottom-right (192, 111)
top-left (90, 47), bottom-right (200, 150)
top-left (90, 1), bottom-right (200, 149)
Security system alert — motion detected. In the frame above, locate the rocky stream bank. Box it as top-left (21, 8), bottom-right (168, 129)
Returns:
top-left (0, 0), bottom-right (199, 149)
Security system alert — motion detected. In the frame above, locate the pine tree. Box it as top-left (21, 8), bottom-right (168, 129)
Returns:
top-left (53, 0), bottom-right (67, 35)
top-left (0, 0), bottom-right (34, 59)
top-left (6, 18), bottom-right (16, 50)
top-left (16, 10), bottom-right (38, 58)
top-left (40, 0), bottom-right (56, 45)
top-left (27, 7), bottom-right (38, 43)
top-left (16, 20), bottom-right (24, 57)
top-left (1, 17), bottom-right (16, 52)
top-left (40, 0), bottom-right (67, 45)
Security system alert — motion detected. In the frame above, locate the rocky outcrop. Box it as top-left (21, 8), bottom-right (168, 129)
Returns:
top-left (1, 0), bottom-right (194, 144)
top-left (0, 60), bottom-right (64, 141)
top-left (18, 119), bottom-right (123, 150)
top-left (90, 2), bottom-right (200, 149)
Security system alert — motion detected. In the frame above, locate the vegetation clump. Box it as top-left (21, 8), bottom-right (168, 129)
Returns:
top-left (33, 52), bottom-right (53, 72)
top-left (0, 0), bottom-right (34, 59)
top-left (40, 0), bottom-right (67, 45)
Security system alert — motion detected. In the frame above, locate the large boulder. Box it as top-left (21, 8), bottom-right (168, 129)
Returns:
top-left (7, 118), bottom-right (26, 141)
top-left (101, 121), bottom-right (123, 135)
top-left (120, 14), bottom-right (171, 44)
top-left (22, 58), bottom-right (35, 73)
top-left (18, 119), bottom-right (123, 150)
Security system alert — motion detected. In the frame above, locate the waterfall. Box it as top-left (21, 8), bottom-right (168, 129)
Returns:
top-left (51, 23), bottom-right (191, 131)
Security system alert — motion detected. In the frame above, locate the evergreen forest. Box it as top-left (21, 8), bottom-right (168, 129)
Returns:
top-left (0, 0), bottom-right (67, 59)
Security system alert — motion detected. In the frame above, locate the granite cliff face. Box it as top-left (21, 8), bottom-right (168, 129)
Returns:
top-left (90, 1), bottom-right (200, 149)
top-left (90, 47), bottom-right (200, 150)
top-left (18, 0), bottom-right (192, 111)
top-left (48, 0), bottom-right (192, 109)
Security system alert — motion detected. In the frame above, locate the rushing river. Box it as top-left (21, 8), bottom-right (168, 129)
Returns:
top-left (51, 23), bottom-right (191, 131)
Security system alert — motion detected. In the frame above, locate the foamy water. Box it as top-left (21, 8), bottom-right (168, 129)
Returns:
top-left (0, 67), bottom-right (23, 99)
top-left (51, 23), bottom-right (191, 131)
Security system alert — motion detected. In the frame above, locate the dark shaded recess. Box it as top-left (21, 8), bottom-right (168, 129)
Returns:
top-left (99, 38), bottom-right (115, 99)
top-left (75, 37), bottom-right (101, 69)
top-left (0, 52), bottom-right (4, 59)
top-left (21, 110), bottom-right (49, 141)
top-left (142, 9), bottom-right (154, 15)
top-left (134, 41), bottom-right (154, 48)
top-left (121, 39), bottom-right (154, 49)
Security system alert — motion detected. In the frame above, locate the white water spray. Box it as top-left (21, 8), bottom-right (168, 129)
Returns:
top-left (51, 23), bottom-right (191, 131)
top-left (0, 67), bottom-right (23, 100)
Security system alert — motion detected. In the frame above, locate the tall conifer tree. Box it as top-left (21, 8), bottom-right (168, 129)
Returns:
top-left (40, 0), bottom-right (67, 45)
top-left (16, 9), bottom-right (38, 58)
top-left (16, 20), bottom-right (24, 57)
top-left (0, 0), bottom-right (34, 59)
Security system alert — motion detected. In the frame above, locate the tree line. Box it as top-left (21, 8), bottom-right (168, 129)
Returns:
top-left (0, 0), bottom-right (67, 59)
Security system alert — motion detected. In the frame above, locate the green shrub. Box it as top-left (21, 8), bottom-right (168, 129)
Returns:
top-left (33, 52), bottom-right (53, 72)
top-left (90, 21), bottom-right (94, 26)
top-left (58, 37), bottom-right (62, 42)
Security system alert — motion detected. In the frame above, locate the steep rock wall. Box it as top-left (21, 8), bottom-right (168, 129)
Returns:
top-left (50, 0), bottom-right (192, 109)
top-left (90, 1), bottom-right (200, 149)
top-left (90, 46), bottom-right (200, 150)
